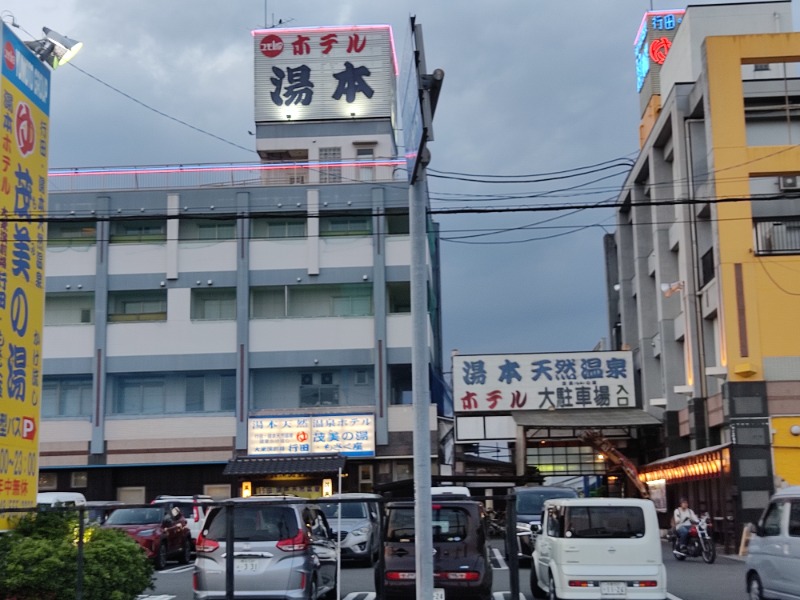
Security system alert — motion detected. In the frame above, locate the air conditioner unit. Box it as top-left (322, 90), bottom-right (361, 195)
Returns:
top-left (779, 175), bottom-right (800, 191)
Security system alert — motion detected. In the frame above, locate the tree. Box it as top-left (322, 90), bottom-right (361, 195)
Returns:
top-left (0, 510), bottom-right (154, 600)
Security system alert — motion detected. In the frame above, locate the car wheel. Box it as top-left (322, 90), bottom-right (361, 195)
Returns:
top-left (548, 574), bottom-right (560, 600)
top-left (748, 574), bottom-right (764, 600)
top-left (154, 541), bottom-right (168, 570)
top-left (178, 537), bottom-right (191, 565)
top-left (530, 569), bottom-right (547, 598)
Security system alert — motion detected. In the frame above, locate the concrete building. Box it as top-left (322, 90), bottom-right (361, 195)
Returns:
top-left (37, 23), bottom-right (446, 502)
top-left (609, 1), bottom-right (800, 541)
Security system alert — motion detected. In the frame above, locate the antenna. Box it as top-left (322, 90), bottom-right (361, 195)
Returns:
top-left (263, 1), bottom-right (294, 29)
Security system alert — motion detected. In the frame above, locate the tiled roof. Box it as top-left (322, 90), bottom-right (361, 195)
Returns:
top-left (223, 453), bottom-right (346, 476)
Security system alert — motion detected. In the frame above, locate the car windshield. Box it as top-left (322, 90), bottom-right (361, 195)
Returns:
top-left (105, 507), bottom-right (163, 525)
top-left (320, 502), bottom-right (368, 520)
top-left (204, 505), bottom-right (299, 542)
top-left (517, 490), bottom-right (574, 515)
top-left (563, 506), bottom-right (646, 538)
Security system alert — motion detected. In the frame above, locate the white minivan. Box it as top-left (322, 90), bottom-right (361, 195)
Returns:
top-left (530, 497), bottom-right (667, 600)
top-left (745, 485), bottom-right (800, 600)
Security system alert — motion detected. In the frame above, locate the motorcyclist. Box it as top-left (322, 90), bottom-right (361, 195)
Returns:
top-left (672, 497), bottom-right (698, 553)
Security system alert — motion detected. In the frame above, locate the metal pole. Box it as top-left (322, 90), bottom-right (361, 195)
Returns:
top-left (411, 178), bottom-right (434, 599)
top-left (336, 467), bottom-right (342, 600)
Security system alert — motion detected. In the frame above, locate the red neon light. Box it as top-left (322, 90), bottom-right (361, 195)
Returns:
top-left (649, 38), bottom-right (672, 65)
top-left (49, 160), bottom-right (405, 178)
top-left (251, 24), bottom-right (398, 76)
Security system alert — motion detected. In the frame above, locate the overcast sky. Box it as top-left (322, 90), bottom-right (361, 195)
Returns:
top-left (6, 0), bottom-right (779, 370)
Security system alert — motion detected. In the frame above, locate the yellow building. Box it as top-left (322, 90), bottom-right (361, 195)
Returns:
top-left (610, 2), bottom-right (800, 542)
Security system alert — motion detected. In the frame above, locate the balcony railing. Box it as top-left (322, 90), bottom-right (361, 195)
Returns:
top-left (48, 160), bottom-right (407, 194)
top-left (754, 218), bottom-right (800, 255)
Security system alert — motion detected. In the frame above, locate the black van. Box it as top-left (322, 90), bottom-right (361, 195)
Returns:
top-left (377, 498), bottom-right (493, 600)
top-left (512, 485), bottom-right (578, 562)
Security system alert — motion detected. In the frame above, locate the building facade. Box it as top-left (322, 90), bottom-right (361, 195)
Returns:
top-left (609, 1), bottom-right (800, 541)
top-left (37, 24), bottom-right (445, 502)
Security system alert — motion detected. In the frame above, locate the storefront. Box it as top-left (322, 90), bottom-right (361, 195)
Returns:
top-left (223, 453), bottom-right (347, 498)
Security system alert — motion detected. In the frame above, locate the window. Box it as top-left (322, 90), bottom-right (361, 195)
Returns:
top-left (320, 215), bottom-right (371, 236)
top-left (390, 365), bottom-right (412, 405)
top-left (300, 384), bottom-right (339, 407)
top-left (755, 218), bottom-right (800, 254)
top-left (180, 218), bottom-right (236, 241)
top-left (354, 369), bottom-right (370, 385)
top-left (251, 217), bottom-right (306, 239)
top-left (251, 287), bottom-right (286, 318)
top-left (386, 211), bottom-right (409, 235)
top-left (42, 377), bottom-right (93, 418)
top-left (319, 147), bottom-right (342, 183)
top-left (191, 288), bottom-right (236, 320)
top-left (388, 282), bottom-right (411, 313)
top-left (761, 501), bottom-right (785, 537)
top-left (357, 147), bottom-right (375, 181)
top-left (108, 290), bottom-right (167, 322)
top-left (112, 377), bottom-right (165, 415)
top-left (185, 373), bottom-right (236, 412)
top-left (45, 293), bottom-right (94, 325)
top-left (186, 376), bottom-right (204, 412)
top-left (564, 506), bottom-right (645, 538)
top-left (38, 472), bottom-right (57, 491)
top-left (288, 283), bottom-right (372, 317)
top-left (47, 220), bottom-right (96, 246)
top-left (71, 472), bottom-right (88, 488)
top-left (109, 219), bottom-right (167, 243)
top-left (790, 502), bottom-right (800, 537)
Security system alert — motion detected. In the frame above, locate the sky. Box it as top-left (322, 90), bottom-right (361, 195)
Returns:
top-left (3, 0), bottom-right (778, 370)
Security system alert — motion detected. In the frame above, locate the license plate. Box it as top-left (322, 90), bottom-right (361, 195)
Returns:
top-left (600, 581), bottom-right (626, 596)
top-left (433, 589), bottom-right (445, 600)
top-left (235, 558), bottom-right (258, 573)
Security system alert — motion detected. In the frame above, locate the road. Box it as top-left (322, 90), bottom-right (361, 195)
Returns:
top-left (140, 541), bottom-right (747, 600)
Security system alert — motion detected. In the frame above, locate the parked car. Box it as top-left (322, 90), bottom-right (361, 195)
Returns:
top-left (102, 504), bottom-right (192, 569)
top-left (512, 485), bottom-right (578, 563)
top-left (377, 498), bottom-right (493, 600)
top-left (745, 485), bottom-right (800, 600)
top-left (86, 500), bottom-right (125, 525)
top-left (193, 496), bottom-right (338, 600)
top-left (36, 491), bottom-right (87, 509)
top-left (319, 492), bottom-right (381, 564)
top-left (151, 494), bottom-right (214, 549)
top-left (530, 497), bottom-right (666, 600)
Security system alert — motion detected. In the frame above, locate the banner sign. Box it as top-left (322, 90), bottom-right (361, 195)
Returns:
top-left (248, 412), bottom-right (375, 457)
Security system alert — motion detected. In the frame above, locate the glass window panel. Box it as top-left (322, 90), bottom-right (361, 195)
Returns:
top-left (221, 374), bottom-right (236, 411)
top-left (251, 287), bottom-right (286, 318)
top-left (186, 376), bottom-right (204, 412)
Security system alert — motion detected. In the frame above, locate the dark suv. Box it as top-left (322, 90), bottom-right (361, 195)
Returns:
top-left (102, 504), bottom-right (192, 569)
top-left (512, 485), bottom-right (578, 563)
top-left (377, 499), bottom-right (493, 600)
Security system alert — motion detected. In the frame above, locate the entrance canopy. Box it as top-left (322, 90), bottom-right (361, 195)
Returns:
top-left (512, 408), bottom-right (661, 429)
top-left (223, 453), bottom-right (346, 476)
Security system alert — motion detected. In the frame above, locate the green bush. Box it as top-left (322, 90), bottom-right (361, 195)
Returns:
top-left (0, 510), bottom-right (154, 600)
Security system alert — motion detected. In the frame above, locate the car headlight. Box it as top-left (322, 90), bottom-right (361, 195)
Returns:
top-left (350, 525), bottom-right (371, 537)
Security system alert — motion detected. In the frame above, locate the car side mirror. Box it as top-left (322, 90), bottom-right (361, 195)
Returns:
top-left (530, 523), bottom-right (541, 535)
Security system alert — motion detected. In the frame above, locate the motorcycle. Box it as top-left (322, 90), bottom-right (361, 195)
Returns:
top-left (671, 512), bottom-right (716, 563)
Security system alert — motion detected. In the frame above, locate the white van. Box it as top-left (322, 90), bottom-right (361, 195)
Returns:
top-left (36, 491), bottom-right (87, 508)
top-left (745, 485), bottom-right (800, 600)
top-left (530, 497), bottom-right (667, 600)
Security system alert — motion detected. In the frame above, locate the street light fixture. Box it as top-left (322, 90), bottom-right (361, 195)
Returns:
top-left (24, 27), bottom-right (83, 69)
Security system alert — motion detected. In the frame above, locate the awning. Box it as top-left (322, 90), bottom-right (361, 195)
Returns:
top-left (512, 408), bottom-right (662, 428)
top-left (223, 454), bottom-right (346, 477)
top-left (643, 443), bottom-right (731, 468)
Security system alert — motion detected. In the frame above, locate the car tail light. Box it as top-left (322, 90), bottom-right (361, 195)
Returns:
top-left (631, 581), bottom-right (658, 588)
top-left (436, 571), bottom-right (480, 581)
top-left (568, 581), bottom-right (597, 588)
top-left (386, 571), bottom-right (416, 581)
top-left (276, 530), bottom-right (309, 552)
top-left (195, 533), bottom-right (219, 553)
top-left (193, 505), bottom-right (200, 522)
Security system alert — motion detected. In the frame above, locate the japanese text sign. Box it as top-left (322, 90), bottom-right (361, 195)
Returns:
top-left (634, 10), bottom-right (684, 92)
top-left (253, 25), bottom-right (397, 122)
top-left (0, 23), bottom-right (50, 528)
top-left (453, 351), bottom-right (635, 413)
top-left (248, 412), bottom-right (375, 457)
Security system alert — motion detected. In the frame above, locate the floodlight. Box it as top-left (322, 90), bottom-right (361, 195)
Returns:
top-left (24, 26), bottom-right (83, 70)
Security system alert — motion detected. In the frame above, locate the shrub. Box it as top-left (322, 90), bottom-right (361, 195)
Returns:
top-left (0, 510), bottom-right (154, 600)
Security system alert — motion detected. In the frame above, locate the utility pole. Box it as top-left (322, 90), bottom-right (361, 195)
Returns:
top-left (407, 16), bottom-right (444, 600)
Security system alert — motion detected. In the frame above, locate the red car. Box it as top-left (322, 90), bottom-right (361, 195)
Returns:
top-left (102, 504), bottom-right (192, 569)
